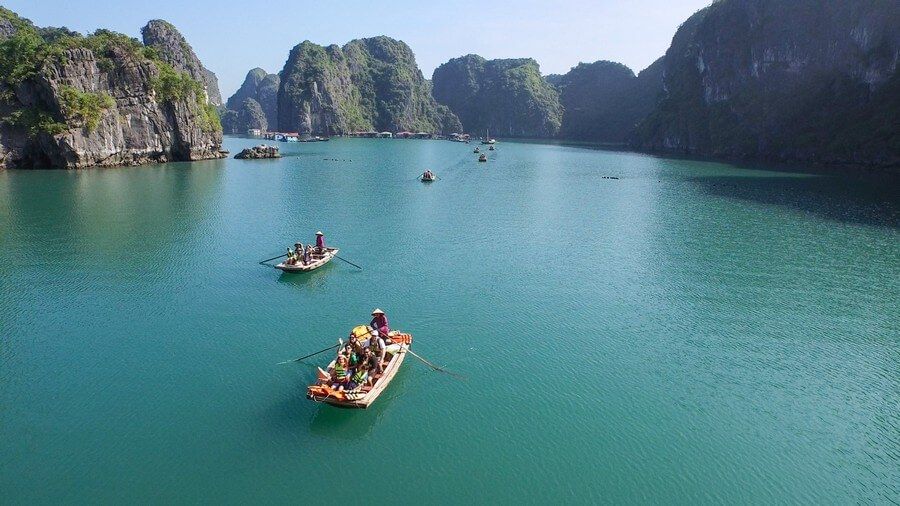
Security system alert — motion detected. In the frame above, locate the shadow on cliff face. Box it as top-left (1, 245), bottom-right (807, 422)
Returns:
top-left (685, 173), bottom-right (899, 229)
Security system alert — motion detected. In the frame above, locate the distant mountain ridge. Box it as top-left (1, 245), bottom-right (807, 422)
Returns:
top-left (431, 55), bottom-right (563, 138)
top-left (221, 68), bottom-right (279, 133)
top-left (553, 58), bottom-right (664, 144)
top-left (274, 36), bottom-right (460, 135)
top-left (224, 0), bottom-right (900, 168)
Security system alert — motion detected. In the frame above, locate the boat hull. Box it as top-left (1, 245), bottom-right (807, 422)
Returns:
top-left (275, 247), bottom-right (339, 272)
top-left (308, 334), bottom-right (412, 409)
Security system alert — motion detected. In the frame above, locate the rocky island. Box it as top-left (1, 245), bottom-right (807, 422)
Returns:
top-left (0, 8), bottom-right (224, 169)
top-left (234, 144), bottom-right (279, 159)
top-left (221, 68), bottom-right (279, 134)
top-left (276, 36), bottom-right (460, 136)
top-left (432, 55), bottom-right (562, 138)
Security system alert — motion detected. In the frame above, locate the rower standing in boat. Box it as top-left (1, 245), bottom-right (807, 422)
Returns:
top-left (315, 231), bottom-right (326, 254)
top-left (370, 308), bottom-right (390, 341)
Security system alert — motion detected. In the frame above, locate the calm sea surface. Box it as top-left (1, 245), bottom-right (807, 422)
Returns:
top-left (1, 137), bottom-right (898, 504)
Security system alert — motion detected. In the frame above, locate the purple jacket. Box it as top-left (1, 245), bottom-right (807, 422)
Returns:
top-left (370, 314), bottom-right (389, 335)
top-left (316, 235), bottom-right (325, 249)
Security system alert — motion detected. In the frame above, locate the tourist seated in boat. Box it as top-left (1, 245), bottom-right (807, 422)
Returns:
top-left (293, 242), bottom-right (304, 265)
top-left (315, 231), bottom-right (325, 254)
top-left (347, 360), bottom-right (369, 391)
top-left (286, 247), bottom-right (296, 265)
top-left (329, 355), bottom-right (351, 391)
top-left (348, 329), bottom-right (368, 356)
top-left (360, 347), bottom-right (378, 383)
top-left (302, 244), bottom-right (312, 264)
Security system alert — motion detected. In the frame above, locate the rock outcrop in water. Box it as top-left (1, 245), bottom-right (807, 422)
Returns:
top-left (277, 37), bottom-right (461, 135)
top-left (223, 68), bottom-right (279, 132)
top-left (633, 0), bottom-right (900, 167)
top-left (0, 8), bottom-right (223, 169)
top-left (141, 19), bottom-right (222, 107)
top-left (431, 55), bottom-right (562, 138)
top-left (234, 144), bottom-right (279, 159)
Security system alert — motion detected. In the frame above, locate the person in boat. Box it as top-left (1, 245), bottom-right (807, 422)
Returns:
top-left (360, 347), bottom-right (377, 383)
top-left (330, 355), bottom-right (351, 391)
top-left (370, 309), bottom-right (390, 342)
top-left (303, 244), bottom-right (312, 264)
top-left (286, 247), bottom-right (296, 265)
top-left (347, 360), bottom-right (368, 391)
top-left (368, 330), bottom-right (385, 374)
top-left (315, 231), bottom-right (326, 254)
top-left (293, 242), bottom-right (304, 265)
top-left (346, 332), bottom-right (367, 371)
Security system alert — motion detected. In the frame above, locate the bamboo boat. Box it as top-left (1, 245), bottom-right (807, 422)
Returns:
top-left (307, 332), bottom-right (413, 408)
top-left (478, 153), bottom-right (487, 162)
top-left (275, 247), bottom-right (339, 272)
top-left (421, 174), bottom-right (436, 182)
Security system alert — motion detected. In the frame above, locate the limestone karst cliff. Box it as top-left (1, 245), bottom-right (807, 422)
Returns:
top-left (0, 8), bottom-right (223, 169)
top-left (276, 37), bottom-right (460, 135)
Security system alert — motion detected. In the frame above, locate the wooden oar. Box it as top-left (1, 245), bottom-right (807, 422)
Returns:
top-left (259, 253), bottom-right (288, 265)
top-left (407, 349), bottom-right (466, 380)
top-left (278, 343), bottom-right (340, 365)
top-left (335, 255), bottom-right (363, 270)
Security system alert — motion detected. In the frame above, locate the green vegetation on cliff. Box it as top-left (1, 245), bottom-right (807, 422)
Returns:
top-left (58, 86), bottom-right (115, 130)
top-left (0, 8), bottom-right (220, 137)
top-left (277, 37), bottom-right (460, 135)
top-left (432, 55), bottom-right (561, 137)
top-left (553, 58), bottom-right (663, 144)
top-left (0, 7), bottom-right (224, 168)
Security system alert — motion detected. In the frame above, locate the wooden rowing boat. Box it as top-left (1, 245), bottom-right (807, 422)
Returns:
top-left (275, 247), bottom-right (339, 272)
top-left (307, 332), bottom-right (412, 409)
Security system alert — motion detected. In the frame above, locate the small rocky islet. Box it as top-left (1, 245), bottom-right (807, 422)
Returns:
top-left (234, 144), bottom-right (280, 159)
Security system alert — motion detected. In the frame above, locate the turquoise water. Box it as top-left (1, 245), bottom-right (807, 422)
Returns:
top-left (1, 137), bottom-right (898, 503)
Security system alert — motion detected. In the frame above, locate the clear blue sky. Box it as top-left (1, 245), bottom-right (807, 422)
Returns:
top-left (6, 0), bottom-right (711, 99)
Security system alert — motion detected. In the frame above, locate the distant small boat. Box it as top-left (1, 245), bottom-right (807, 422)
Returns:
top-left (481, 130), bottom-right (496, 145)
top-left (474, 147), bottom-right (480, 153)
top-left (298, 135), bottom-right (330, 142)
top-left (489, 145), bottom-right (495, 151)
top-left (421, 172), bottom-right (436, 182)
top-left (478, 154), bottom-right (487, 162)
top-left (276, 247), bottom-right (339, 272)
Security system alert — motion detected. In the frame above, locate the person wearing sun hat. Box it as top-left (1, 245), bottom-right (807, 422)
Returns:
top-left (314, 231), bottom-right (325, 254)
top-left (368, 308), bottom-right (390, 372)
top-left (369, 308), bottom-right (390, 341)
